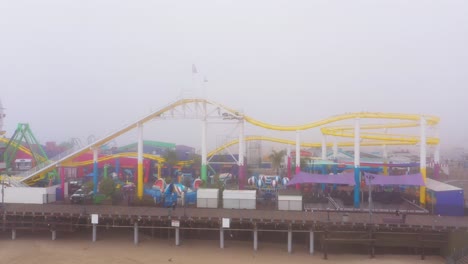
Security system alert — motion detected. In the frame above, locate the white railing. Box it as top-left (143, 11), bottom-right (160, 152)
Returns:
top-left (18, 145), bottom-right (82, 181)
top-left (17, 98), bottom-right (206, 184)
top-left (7, 178), bottom-right (29, 187)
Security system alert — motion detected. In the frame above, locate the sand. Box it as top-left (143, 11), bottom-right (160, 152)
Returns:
top-left (0, 229), bottom-right (445, 264)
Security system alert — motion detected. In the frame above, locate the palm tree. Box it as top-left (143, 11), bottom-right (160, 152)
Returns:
top-left (269, 149), bottom-right (286, 175)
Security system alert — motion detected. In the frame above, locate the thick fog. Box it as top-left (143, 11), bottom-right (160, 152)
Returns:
top-left (1, 1), bottom-right (467, 152)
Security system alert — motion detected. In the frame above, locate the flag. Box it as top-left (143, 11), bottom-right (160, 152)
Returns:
top-left (192, 64), bottom-right (198, 74)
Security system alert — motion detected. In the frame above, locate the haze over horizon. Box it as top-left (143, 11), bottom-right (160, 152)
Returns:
top-left (1, 1), bottom-right (467, 152)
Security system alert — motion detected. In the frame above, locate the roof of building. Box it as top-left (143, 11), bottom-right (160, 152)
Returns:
top-left (426, 178), bottom-right (463, 192)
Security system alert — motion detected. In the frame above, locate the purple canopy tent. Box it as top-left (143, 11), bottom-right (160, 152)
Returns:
top-left (287, 171), bottom-right (356, 186)
top-left (363, 172), bottom-right (425, 186)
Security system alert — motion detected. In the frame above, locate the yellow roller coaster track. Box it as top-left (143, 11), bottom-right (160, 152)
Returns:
top-left (18, 98), bottom-right (439, 185)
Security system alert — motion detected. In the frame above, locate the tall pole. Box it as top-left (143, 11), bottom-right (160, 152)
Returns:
top-left (201, 102), bottom-right (208, 183)
top-left (420, 116), bottom-right (427, 206)
top-left (137, 123), bottom-right (144, 199)
top-left (320, 134), bottom-right (327, 190)
top-left (332, 140), bottom-right (338, 189)
top-left (93, 148), bottom-right (98, 195)
top-left (333, 140), bottom-right (338, 160)
top-left (295, 131), bottom-right (301, 190)
top-left (295, 131), bottom-right (300, 174)
top-left (368, 175), bottom-right (373, 223)
top-left (434, 127), bottom-right (440, 179)
top-left (321, 134), bottom-right (327, 160)
top-left (238, 118), bottom-right (245, 189)
top-left (383, 129), bottom-right (388, 175)
top-left (354, 118), bottom-right (361, 208)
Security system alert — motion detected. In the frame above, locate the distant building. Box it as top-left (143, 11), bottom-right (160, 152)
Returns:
top-left (175, 145), bottom-right (195, 161)
top-left (117, 140), bottom-right (176, 156)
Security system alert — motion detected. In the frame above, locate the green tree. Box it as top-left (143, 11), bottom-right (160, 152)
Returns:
top-left (269, 149), bottom-right (286, 175)
top-left (83, 181), bottom-right (94, 193)
top-left (99, 177), bottom-right (116, 197)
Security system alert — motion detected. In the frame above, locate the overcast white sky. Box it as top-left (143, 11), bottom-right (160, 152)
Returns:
top-left (1, 1), bottom-right (467, 152)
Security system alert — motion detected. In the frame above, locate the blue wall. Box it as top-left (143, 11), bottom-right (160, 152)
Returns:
top-left (435, 190), bottom-right (465, 216)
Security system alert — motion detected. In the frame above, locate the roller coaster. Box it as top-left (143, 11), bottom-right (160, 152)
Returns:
top-left (0, 98), bottom-right (438, 207)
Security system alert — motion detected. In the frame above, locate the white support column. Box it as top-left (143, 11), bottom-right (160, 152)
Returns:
top-left (309, 231), bottom-right (314, 255)
top-left (253, 227), bottom-right (258, 251)
top-left (420, 117), bottom-right (427, 168)
top-left (201, 102), bottom-right (208, 182)
top-left (52, 230), bottom-right (56, 241)
top-left (333, 140), bottom-right (338, 160)
top-left (295, 131), bottom-right (300, 174)
top-left (434, 126), bottom-right (441, 179)
top-left (420, 116), bottom-right (427, 205)
top-left (321, 134), bottom-right (327, 160)
top-left (175, 227), bottom-right (180, 246)
top-left (12, 229), bottom-right (16, 240)
top-left (354, 118), bottom-right (360, 168)
top-left (287, 229), bottom-right (292, 254)
top-left (220, 228), bottom-right (224, 249)
top-left (354, 118), bottom-right (361, 208)
top-left (239, 119), bottom-right (244, 167)
top-left (134, 222), bottom-right (139, 245)
top-left (202, 117), bottom-right (207, 162)
top-left (238, 118), bottom-right (245, 189)
top-left (383, 128), bottom-right (388, 175)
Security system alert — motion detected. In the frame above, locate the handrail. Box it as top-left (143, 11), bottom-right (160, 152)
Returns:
top-left (18, 145), bottom-right (81, 179)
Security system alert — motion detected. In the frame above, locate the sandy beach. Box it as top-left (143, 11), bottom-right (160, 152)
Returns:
top-left (0, 229), bottom-right (445, 264)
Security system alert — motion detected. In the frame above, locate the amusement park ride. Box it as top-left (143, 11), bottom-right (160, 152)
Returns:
top-left (1, 123), bottom-right (49, 172)
top-left (0, 97), bottom-right (448, 210)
